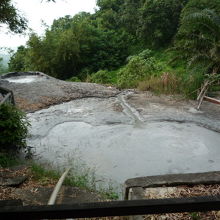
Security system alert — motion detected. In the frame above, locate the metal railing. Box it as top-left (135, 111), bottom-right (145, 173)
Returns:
top-left (1, 195), bottom-right (220, 219)
top-left (0, 87), bottom-right (15, 105)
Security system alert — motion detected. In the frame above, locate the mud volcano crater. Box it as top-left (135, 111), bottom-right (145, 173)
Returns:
top-left (1, 72), bottom-right (220, 187)
top-left (27, 96), bottom-right (220, 186)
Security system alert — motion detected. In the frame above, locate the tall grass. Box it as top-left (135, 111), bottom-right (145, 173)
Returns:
top-left (138, 72), bottom-right (182, 94)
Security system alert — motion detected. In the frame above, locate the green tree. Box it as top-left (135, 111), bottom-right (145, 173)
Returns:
top-left (0, 0), bottom-right (27, 33)
top-left (96, 0), bottom-right (188, 48)
top-left (138, 0), bottom-right (188, 47)
top-left (118, 0), bottom-right (142, 36)
top-left (0, 0), bottom-right (56, 33)
top-left (26, 33), bottom-right (57, 74)
top-left (10, 11), bottom-right (131, 79)
top-left (96, 0), bottom-right (124, 29)
top-left (8, 46), bottom-right (28, 71)
top-left (175, 9), bottom-right (220, 75)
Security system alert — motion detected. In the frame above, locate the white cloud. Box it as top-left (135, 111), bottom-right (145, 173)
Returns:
top-left (0, 0), bottom-right (97, 49)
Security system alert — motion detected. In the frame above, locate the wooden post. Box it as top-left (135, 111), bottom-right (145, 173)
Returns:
top-left (204, 96), bottom-right (220, 105)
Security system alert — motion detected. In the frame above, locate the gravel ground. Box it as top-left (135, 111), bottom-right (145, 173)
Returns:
top-left (144, 184), bottom-right (220, 220)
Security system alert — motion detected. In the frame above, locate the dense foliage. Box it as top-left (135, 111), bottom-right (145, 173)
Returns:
top-left (0, 104), bottom-right (29, 152)
top-left (137, 0), bottom-right (188, 47)
top-left (9, 13), bottom-right (131, 79)
top-left (9, 0), bottom-right (188, 79)
top-left (8, 46), bottom-right (27, 71)
top-left (7, 0), bottom-right (220, 97)
top-left (175, 8), bottom-right (220, 75)
top-left (118, 50), bottom-right (162, 88)
top-left (0, 0), bottom-right (27, 33)
top-left (89, 70), bottom-right (112, 84)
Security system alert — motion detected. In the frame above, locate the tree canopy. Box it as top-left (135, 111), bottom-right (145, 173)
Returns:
top-left (175, 9), bottom-right (220, 75)
top-left (0, 0), bottom-right (56, 33)
top-left (8, 0), bottom-right (220, 89)
top-left (174, 0), bottom-right (220, 75)
top-left (0, 0), bottom-right (27, 33)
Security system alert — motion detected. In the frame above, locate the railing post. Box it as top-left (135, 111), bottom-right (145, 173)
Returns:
top-left (0, 87), bottom-right (15, 106)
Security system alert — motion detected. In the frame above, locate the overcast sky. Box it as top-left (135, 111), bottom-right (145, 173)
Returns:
top-left (0, 0), bottom-right (97, 50)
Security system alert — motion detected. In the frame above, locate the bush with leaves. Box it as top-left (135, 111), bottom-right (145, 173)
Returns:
top-left (67, 76), bottom-right (81, 82)
top-left (89, 70), bottom-right (112, 84)
top-left (117, 50), bottom-right (162, 88)
top-left (0, 104), bottom-right (29, 153)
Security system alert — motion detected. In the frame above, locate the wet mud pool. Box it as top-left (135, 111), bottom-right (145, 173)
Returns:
top-left (27, 95), bottom-right (220, 187)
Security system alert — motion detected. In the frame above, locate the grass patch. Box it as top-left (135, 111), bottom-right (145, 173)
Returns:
top-left (138, 72), bottom-right (182, 95)
top-left (0, 158), bottom-right (119, 199)
top-left (31, 163), bottom-right (91, 189)
top-left (30, 163), bottom-right (119, 200)
top-left (101, 186), bottom-right (120, 200)
top-left (31, 163), bottom-right (60, 185)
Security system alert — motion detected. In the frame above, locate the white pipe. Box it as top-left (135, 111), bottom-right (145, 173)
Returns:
top-left (48, 167), bottom-right (71, 205)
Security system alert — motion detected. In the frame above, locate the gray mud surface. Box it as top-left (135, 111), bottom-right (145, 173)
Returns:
top-left (1, 72), bottom-right (220, 190)
top-left (0, 72), bottom-right (119, 112)
top-left (27, 92), bottom-right (220, 188)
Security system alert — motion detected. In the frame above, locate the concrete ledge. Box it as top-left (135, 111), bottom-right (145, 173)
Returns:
top-left (124, 171), bottom-right (220, 200)
top-left (125, 171), bottom-right (220, 220)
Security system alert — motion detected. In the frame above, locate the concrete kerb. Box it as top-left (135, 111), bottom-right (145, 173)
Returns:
top-left (124, 171), bottom-right (220, 200)
top-left (124, 171), bottom-right (220, 220)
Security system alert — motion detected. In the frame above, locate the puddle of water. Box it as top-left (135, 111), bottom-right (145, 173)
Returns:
top-left (5, 75), bottom-right (46, 83)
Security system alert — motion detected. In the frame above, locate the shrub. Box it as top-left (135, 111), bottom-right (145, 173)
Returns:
top-left (0, 104), bottom-right (29, 153)
top-left (89, 70), bottom-right (112, 84)
top-left (117, 50), bottom-right (162, 88)
top-left (67, 76), bottom-right (81, 82)
top-left (0, 153), bottom-right (20, 168)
